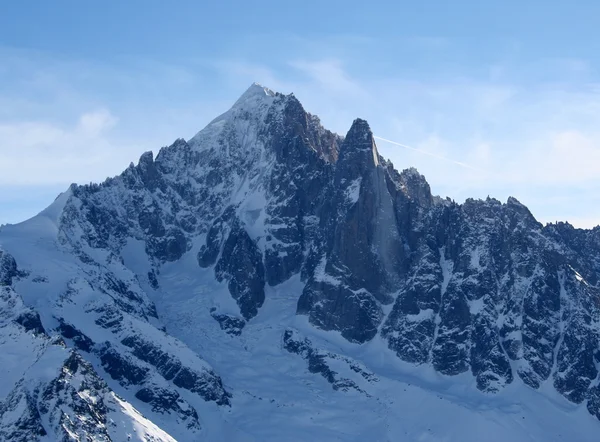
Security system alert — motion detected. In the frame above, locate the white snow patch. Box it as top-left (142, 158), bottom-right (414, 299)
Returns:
top-left (344, 178), bottom-right (361, 204)
top-left (440, 248), bottom-right (453, 295)
top-left (406, 308), bottom-right (435, 322)
top-left (569, 265), bottom-right (589, 286)
top-left (470, 246), bottom-right (483, 270)
top-left (313, 255), bottom-right (342, 287)
top-left (469, 297), bottom-right (485, 315)
top-left (109, 394), bottom-right (177, 442)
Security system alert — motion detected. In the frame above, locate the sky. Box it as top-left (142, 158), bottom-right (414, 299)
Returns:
top-left (1, 1), bottom-right (600, 227)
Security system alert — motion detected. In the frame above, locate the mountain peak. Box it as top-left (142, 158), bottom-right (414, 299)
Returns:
top-left (233, 82), bottom-right (277, 107)
top-left (346, 118), bottom-right (373, 142)
top-left (188, 83), bottom-right (280, 147)
top-left (3, 82), bottom-right (600, 441)
top-left (338, 118), bottom-right (380, 168)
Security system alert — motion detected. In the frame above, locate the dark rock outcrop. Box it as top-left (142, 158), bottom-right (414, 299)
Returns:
top-left (283, 329), bottom-right (378, 395)
top-left (210, 309), bottom-right (246, 336)
top-left (15, 311), bottom-right (46, 336)
top-left (121, 335), bottom-right (231, 405)
top-left (199, 211), bottom-right (266, 320)
top-left (0, 251), bottom-right (19, 286)
top-left (135, 387), bottom-right (201, 431)
top-left (57, 320), bottom-right (94, 352)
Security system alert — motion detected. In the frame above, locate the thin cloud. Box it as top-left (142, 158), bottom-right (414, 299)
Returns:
top-left (210, 60), bottom-right (292, 93)
top-left (374, 135), bottom-right (485, 172)
top-left (0, 109), bottom-right (131, 186)
top-left (289, 59), bottom-right (367, 98)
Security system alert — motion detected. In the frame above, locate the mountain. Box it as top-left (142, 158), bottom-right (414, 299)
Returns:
top-left (0, 83), bottom-right (599, 441)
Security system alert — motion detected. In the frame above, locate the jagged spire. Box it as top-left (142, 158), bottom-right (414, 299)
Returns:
top-left (336, 118), bottom-right (380, 181)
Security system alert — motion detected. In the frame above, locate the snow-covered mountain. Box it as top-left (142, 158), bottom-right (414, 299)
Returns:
top-left (1, 83), bottom-right (600, 441)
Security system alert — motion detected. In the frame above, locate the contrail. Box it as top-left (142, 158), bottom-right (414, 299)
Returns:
top-left (373, 135), bottom-right (485, 173)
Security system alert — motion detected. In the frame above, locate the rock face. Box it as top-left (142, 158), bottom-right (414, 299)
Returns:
top-left (283, 329), bottom-right (379, 395)
top-left (199, 209), bottom-right (266, 320)
top-left (379, 196), bottom-right (600, 397)
top-left (0, 350), bottom-right (177, 442)
top-left (0, 250), bottom-right (23, 286)
top-left (0, 252), bottom-right (177, 441)
top-left (1, 83), bottom-right (600, 439)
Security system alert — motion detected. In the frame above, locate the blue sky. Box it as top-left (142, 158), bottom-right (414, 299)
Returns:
top-left (2, 1), bottom-right (600, 226)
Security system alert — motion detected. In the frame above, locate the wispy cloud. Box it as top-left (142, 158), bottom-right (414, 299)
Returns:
top-left (289, 59), bottom-right (367, 98)
top-left (208, 60), bottom-right (291, 93)
top-left (0, 108), bottom-right (129, 186)
top-left (374, 135), bottom-right (484, 172)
